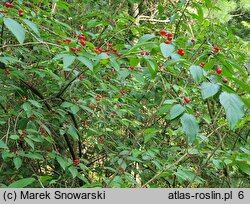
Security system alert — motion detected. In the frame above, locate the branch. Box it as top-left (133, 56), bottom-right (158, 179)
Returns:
top-left (0, 41), bottom-right (63, 49)
top-left (174, 0), bottom-right (192, 36)
top-left (137, 16), bottom-right (170, 23)
top-left (56, 71), bottom-right (84, 98)
top-left (20, 79), bottom-right (52, 111)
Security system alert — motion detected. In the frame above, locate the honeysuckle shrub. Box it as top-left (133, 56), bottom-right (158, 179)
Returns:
top-left (0, 0), bottom-right (249, 188)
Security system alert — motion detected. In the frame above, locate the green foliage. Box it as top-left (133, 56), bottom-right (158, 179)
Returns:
top-left (0, 0), bottom-right (249, 188)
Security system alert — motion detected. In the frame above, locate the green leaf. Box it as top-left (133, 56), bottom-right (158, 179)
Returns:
top-left (78, 56), bottom-right (93, 71)
top-left (144, 128), bottom-right (158, 144)
top-left (190, 65), bottom-right (203, 83)
top-left (63, 55), bottom-right (76, 68)
top-left (67, 125), bottom-right (79, 140)
top-left (180, 113), bottom-right (199, 144)
top-left (70, 105), bottom-right (79, 115)
top-left (219, 92), bottom-right (244, 129)
top-left (160, 43), bottom-right (174, 58)
top-left (231, 77), bottom-right (250, 95)
top-left (28, 100), bottom-right (42, 108)
top-left (8, 178), bottom-right (35, 188)
top-left (13, 157), bottom-right (22, 169)
top-left (137, 34), bottom-right (155, 44)
top-left (22, 19), bottom-right (40, 37)
top-left (170, 104), bottom-right (185, 119)
top-left (56, 156), bottom-right (68, 170)
top-left (24, 137), bottom-right (34, 150)
top-left (110, 58), bottom-right (120, 71)
top-left (4, 18), bottom-right (26, 44)
top-left (237, 162), bottom-right (250, 176)
top-left (201, 82), bottom-right (220, 99)
top-left (68, 166), bottom-right (78, 178)
top-left (22, 153), bottom-right (44, 160)
top-left (146, 59), bottom-right (158, 77)
top-left (0, 140), bottom-right (8, 149)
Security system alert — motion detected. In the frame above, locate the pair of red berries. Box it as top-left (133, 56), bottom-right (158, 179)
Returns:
top-left (22, 96), bottom-right (27, 102)
top-left (5, 69), bottom-right (10, 75)
top-left (121, 90), bottom-right (126, 96)
top-left (213, 46), bottom-right (220, 53)
top-left (70, 47), bottom-right (81, 53)
top-left (200, 62), bottom-right (205, 67)
top-left (96, 94), bottom-right (102, 101)
top-left (63, 39), bottom-right (71, 44)
top-left (18, 9), bottom-right (23, 17)
top-left (73, 159), bottom-right (80, 166)
top-left (140, 51), bottom-right (150, 56)
top-left (79, 75), bottom-right (84, 80)
top-left (5, 2), bottom-right (13, 8)
top-left (178, 48), bottom-right (184, 56)
top-left (160, 30), bottom-right (173, 41)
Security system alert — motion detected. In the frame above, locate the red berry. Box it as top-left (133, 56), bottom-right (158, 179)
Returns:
top-left (80, 41), bottom-right (86, 46)
top-left (96, 94), bottom-right (102, 101)
top-left (121, 90), bottom-right (126, 96)
top-left (160, 30), bottom-right (167, 35)
top-left (184, 97), bottom-right (190, 103)
top-left (63, 39), bottom-right (67, 42)
top-left (29, 115), bottom-right (35, 120)
top-left (106, 76), bottom-right (111, 81)
top-left (79, 75), bottom-right (84, 80)
top-left (84, 122), bottom-right (90, 127)
top-left (145, 51), bottom-right (150, 56)
top-left (40, 127), bottom-right (45, 132)
top-left (164, 40), bottom-right (169, 44)
top-left (191, 39), bottom-right (195, 43)
top-left (78, 35), bottom-right (86, 40)
top-left (140, 51), bottom-right (144, 56)
top-left (167, 36), bottom-right (173, 41)
top-left (22, 96), bottom-right (27, 102)
top-left (213, 46), bottom-right (220, 53)
top-left (70, 47), bottom-right (76, 53)
top-left (130, 66), bottom-right (135, 71)
top-left (200, 62), bottom-right (205, 67)
top-left (18, 9), bottom-right (23, 13)
top-left (43, 133), bottom-right (48, 137)
top-left (66, 39), bottom-right (71, 44)
top-left (94, 48), bottom-right (99, 53)
top-left (56, 40), bottom-right (61, 45)
top-left (5, 69), bottom-right (10, 75)
top-left (222, 77), bottom-right (228, 83)
top-left (117, 53), bottom-right (122, 57)
top-left (167, 32), bottom-right (173, 38)
top-left (80, 26), bottom-right (84, 31)
top-left (216, 68), bottom-right (222, 74)
top-left (121, 170), bottom-right (125, 175)
top-left (178, 48), bottom-right (183, 52)
top-left (107, 43), bottom-right (112, 48)
top-left (75, 98), bottom-right (79, 102)
top-left (112, 48), bottom-right (117, 53)
top-left (77, 47), bottom-right (81, 51)
top-left (159, 64), bottom-right (163, 69)
top-left (73, 159), bottom-right (80, 166)
top-left (106, 52), bottom-right (110, 56)
top-left (20, 135), bottom-right (25, 139)
top-left (22, 130), bottom-right (27, 135)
